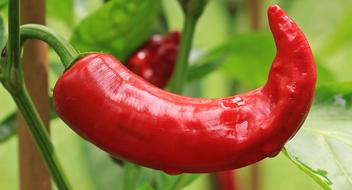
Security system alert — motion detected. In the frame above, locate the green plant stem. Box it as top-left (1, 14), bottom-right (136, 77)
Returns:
top-left (11, 89), bottom-right (71, 190)
top-left (8, 0), bottom-right (20, 72)
top-left (5, 0), bottom-right (22, 89)
top-left (168, 14), bottom-right (198, 93)
top-left (0, 0), bottom-right (72, 189)
top-left (20, 24), bottom-right (80, 69)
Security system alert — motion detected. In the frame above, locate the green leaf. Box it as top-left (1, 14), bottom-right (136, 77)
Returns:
top-left (0, 113), bottom-right (17, 142)
top-left (286, 0), bottom-right (352, 50)
top-left (285, 82), bottom-right (352, 190)
top-left (0, 97), bottom-right (57, 143)
top-left (0, 0), bottom-right (7, 10)
top-left (47, 0), bottom-right (74, 25)
top-left (316, 59), bottom-right (335, 85)
top-left (136, 182), bottom-right (155, 190)
top-left (186, 48), bottom-right (227, 82)
top-left (189, 32), bottom-right (333, 88)
top-left (186, 32), bottom-right (274, 85)
top-left (70, 0), bottom-right (161, 61)
top-left (314, 6), bottom-right (352, 81)
top-left (123, 163), bottom-right (156, 190)
top-left (80, 141), bottom-right (124, 190)
top-left (221, 32), bottom-right (333, 88)
top-left (120, 162), bottom-right (199, 190)
top-left (318, 7), bottom-right (352, 57)
top-left (220, 32), bottom-right (275, 88)
top-left (123, 163), bottom-right (143, 190)
top-left (155, 173), bottom-right (199, 190)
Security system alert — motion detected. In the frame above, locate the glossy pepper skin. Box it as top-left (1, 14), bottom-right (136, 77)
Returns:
top-left (53, 5), bottom-right (316, 174)
top-left (125, 32), bottom-right (180, 88)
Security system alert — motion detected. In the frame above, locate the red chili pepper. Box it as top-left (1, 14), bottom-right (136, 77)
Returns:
top-left (125, 32), bottom-right (180, 88)
top-left (53, 5), bottom-right (316, 174)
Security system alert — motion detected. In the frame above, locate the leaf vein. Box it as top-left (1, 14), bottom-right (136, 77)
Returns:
top-left (303, 128), bottom-right (352, 146)
top-left (321, 136), bottom-right (352, 185)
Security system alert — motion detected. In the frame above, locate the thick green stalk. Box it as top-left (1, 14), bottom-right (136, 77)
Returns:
top-left (11, 89), bottom-right (71, 190)
top-left (7, 0), bottom-right (20, 73)
top-left (168, 14), bottom-right (197, 93)
top-left (168, 0), bottom-right (208, 93)
top-left (0, 0), bottom-right (72, 189)
top-left (5, 0), bottom-right (22, 91)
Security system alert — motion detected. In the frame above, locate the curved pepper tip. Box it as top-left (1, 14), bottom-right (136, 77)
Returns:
top-left (267, 4), bottom-right (284, 17)
top-left (267, 4), bottom-right (300, 48)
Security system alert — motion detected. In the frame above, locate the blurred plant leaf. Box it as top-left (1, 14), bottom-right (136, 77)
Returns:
top-left (0, 0), bottom-right (7, 10)
top-left (188, 32), bottom-right (333, 88)
top-left (220, 32), bottom-right (274, 88)
top-left (285, 82), bottom-right (352, 190)
top-left (186, 48), bottom-right (227, 82)
top-left (80, 141), bottom-right (124, 190)
top-left (314, 6), bottom-right (352, 81)
top-left (318, 7), bottom-right (352, 57)
top-left (279, 0), bottom-right (294, 10)
top-left (0, 113), bottom-right (16, 143)
top-left (118, 161), bottom-right (198, 190)
top-left (50, 61), bottom-right (64, 77)
top-left (222, 32), bottom-right (333, 88)
top-left (70, 0), bottom-right (161, 61)
top-left (155, 173), bottom-right (199, 190)
top-left (0, 15), bottom-right (13, 143)
top-left (286, 0), bottom-right (352, 50)
top-left (136, 182), bottom-right (155, 190)
top-left (0, 14), bottom-right (4, 48)
top-left (315, 58), bottom-right (335, 85)
top-left (47, 0), bottom-right (74, 25)
top-left (123, 163), bottom-right (157, 190)
top-left (0, 97), bottom-right (57, 143)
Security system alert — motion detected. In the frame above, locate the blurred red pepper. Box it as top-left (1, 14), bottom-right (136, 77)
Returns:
top-left (126, 32), bottom-right (180, 88)
top-left (215, 171), bottom-right (236, 190)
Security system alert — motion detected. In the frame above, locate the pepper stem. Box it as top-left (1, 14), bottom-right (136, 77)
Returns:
top-left (20, 24), bottom-right (80, 69)
top-left (168, 0), bottom-right (208, 93)
top-left (1, 0), bottom-right (22, 91)
top-left (12, 88), bottom-right (71, 190)
top-left (0, 0), bottom-right (72, 189)
top-left (168, 15), bottom-right (197, 93)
